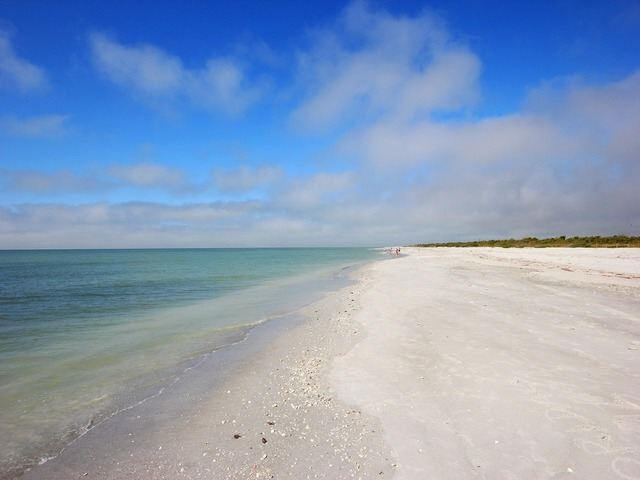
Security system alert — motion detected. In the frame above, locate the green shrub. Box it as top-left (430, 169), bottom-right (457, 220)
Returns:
top-left (413, 235), bottom-right (640, 248)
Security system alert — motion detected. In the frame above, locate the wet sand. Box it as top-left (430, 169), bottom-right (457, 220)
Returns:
top-left (21, 248), bottom-right (640, 479)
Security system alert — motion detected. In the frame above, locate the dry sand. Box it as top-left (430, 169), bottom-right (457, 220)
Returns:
top-left (22, 248), bottom-right (640, 479)
top-left (332, 247), bottom-right (640, 479)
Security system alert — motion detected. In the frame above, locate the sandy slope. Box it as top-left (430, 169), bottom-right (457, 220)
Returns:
top-left (332, 248), bottom-right (640, 479)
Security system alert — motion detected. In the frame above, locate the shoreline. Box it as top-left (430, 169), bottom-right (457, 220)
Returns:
top-left (20, 259), bottom-right (394, 480)
top-left (16, 247), bottom-right (640, 479)
top-left (1, 251), bottom-right (380, 480)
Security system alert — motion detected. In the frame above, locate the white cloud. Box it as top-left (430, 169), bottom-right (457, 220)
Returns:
top-left (0, 30), bottom-right (48, 92)
top-left (89, 33), bottom-right (182, 95)
top-left (353, 61), bottom-right (633, 237)
top-left (286, 2), bottom-right (639, 243)
top-left (526, 71), bottom-right (640, 165)
top-left (89, 33), bottom-right (262, 115)
top-left (2, 162), bottom-right (280, 197)
top-left (212, 165), bottom-right (282, 193)
top-left (327, 70), bottom-right (640, 242)
top-left (1, 2), bottom-right (638, 247)
top-left (291, 0), bottom-right (480, 129)
top-left (108, 201), bottom-right (261, 224)
top-left (342, 114), bottom-right (578, 167)
top-left (1, 163), bottom-right (189, 194)
top-left (108, 162), bottom-right (188, 190)
top-left (0, 201), bottom-right (269, 248)
top-left (341, 69), bottom-right (640, 172)
top-left (0, 114), bottom-right (69, 137)
top-left (275, 172), bottom-right (355, 209)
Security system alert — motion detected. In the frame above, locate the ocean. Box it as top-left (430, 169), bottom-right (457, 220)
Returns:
top-left (0, 248), bottom-right (379, 477)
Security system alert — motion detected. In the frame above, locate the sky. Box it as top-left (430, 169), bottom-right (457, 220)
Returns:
top-left (0, 0), bottom-right (639, 248)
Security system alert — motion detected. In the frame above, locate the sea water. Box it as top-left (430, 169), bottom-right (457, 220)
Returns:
top-left (0, 248), bottom-right (378, 477)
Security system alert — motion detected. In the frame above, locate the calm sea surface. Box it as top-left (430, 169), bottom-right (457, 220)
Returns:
top-left (0, 248), bottom-right (378, 477)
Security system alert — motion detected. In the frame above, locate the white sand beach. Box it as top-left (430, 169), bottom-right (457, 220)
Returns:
top-left (333, 247), bottom-right (640, 479)
top-left (23, 248), bottom-right (640, 479)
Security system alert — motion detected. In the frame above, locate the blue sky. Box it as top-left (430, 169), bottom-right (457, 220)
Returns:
top-left (1, 0), bottom-right (639, 247)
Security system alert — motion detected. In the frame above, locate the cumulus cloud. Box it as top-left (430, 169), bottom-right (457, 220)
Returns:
top-left (329, 69), bottom-right (640, 242)
top-left (1, 2), bottom-right (638, 247)
top-left (291, 1), bottom-right (480, 129)
top-left (340, 70), bottom-right (640, 172)
top-left (284, 1), bottom-right (640, 243)
top-left (89, 33), bottom-right (263, 115)
top-left (0, 30), bottom-right (48, 92)
top-left (526, 71), bottom-right (640, 165)
top-left (0, 114), bottom-right (70, 137)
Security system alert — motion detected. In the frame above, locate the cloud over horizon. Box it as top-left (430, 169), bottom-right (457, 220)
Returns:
top-left (0, 1), bottom-right (638, 248)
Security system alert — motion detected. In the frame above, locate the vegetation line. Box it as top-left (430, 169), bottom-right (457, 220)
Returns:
top-left (413, 235), bottom-right (640, 248)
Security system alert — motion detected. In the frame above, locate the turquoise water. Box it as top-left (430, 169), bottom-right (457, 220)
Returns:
top-left (0, 248), bottom-right (378, 477)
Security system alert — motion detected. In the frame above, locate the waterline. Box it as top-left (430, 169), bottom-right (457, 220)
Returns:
top-left (0, 248), bottom-right (379, 477)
